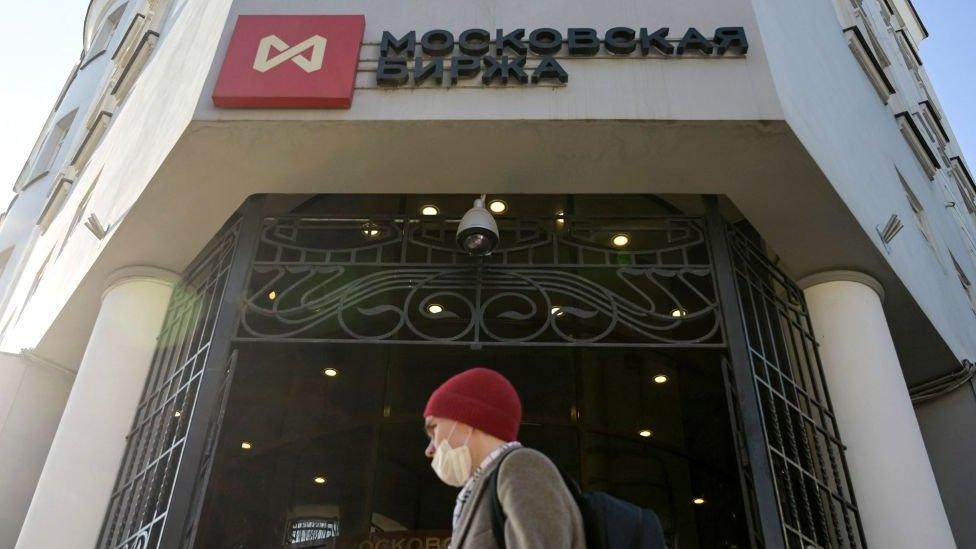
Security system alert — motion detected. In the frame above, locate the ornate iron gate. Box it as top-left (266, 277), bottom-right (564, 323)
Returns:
top-left (235, 213), bottom-right (724, 348)
top-left (95, 218), bottom-right (240, 548)
top-left (97, 195), bottom-right (866, 548)
top-left (720, 220), bottom-right (866, 548)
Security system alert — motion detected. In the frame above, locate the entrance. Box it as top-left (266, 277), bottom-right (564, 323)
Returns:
top-left (96, 195), bottom-right (865, 549)
top-left (195, 345), bottom-right (747, 548)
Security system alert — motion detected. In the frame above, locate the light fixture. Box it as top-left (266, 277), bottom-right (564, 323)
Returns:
top-left (638, 429), bottom-right (653, 438)
top-left (427, 303), bottom-right (444, 314)
top-left (323, 368), bottom-right (338, 377)
top-left (551, 306), bottom-right (565, 317)
top-left (653, 374), bottom-right (668, 384)
top-left (488, 199), bottom-right (508, 214)
top-left (314, 476), bottom-right (327, 484)
top-left (241, 441), bottom-right (253, 450)
top-left (362, 223), bottom-right (381, 237)
top-left (611, 234), bottom-right (630, 248)
top-left (670, 307), bottom-right (687, 318)
top-left (174, 410), bottom-right (182, 418)
top-left (421, 205), bottom-right (439, 216)
top-left (693, 497), bottom-right (706, 505)
top-left (268, 290), bottom-right (277, 301)
top-left (555, 211), bottom-right (565, 226)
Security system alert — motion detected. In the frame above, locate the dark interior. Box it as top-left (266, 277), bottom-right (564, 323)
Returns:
top-left (195, 343), bottom-right (749, 548)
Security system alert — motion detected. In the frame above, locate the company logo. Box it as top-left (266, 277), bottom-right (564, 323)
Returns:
top-left (253, 35), bottom-right (327, 73)
top-left (213, 15), bottom-right (365, 109)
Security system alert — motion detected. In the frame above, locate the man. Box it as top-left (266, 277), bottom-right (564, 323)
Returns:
top-left (423, 367), bottom-right (585, 548)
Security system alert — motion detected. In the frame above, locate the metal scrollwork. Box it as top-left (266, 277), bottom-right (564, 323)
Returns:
top-left (237, 216), bottom-right (723, 347)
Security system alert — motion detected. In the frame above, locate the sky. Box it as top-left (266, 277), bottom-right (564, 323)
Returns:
top-left (0, 0), bottom-right (973, 215)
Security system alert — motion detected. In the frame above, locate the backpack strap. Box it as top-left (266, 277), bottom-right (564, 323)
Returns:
top-left (487, 448), bottom-right (524, 549)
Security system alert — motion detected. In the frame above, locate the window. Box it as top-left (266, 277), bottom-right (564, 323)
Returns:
top-left (110, 29), bottom-right (160, 101)
top-left (895, 29), bottom-right (922, 69)
top-left (26, 109), bottom-right (77, 184)
top-left (951, 158), bottom-right (976, 205)
top-left (919, 100), bottom-right (950, 149)
top-left (87, 3), bottom-right (128, 58)
top-left (37, 176), bottom-right (74, 233)
top-left (25, 249), bottom-right (53, 306)
top-left (69, 111), bottom-right (112, 171)
top-left (56, 178), bottom-right (98, 258)
top-left (0, 307), bottom-right (18, 342)
top-left (950, 254), bottom-right (976, 316)
top-left (949, 158), bottom-right (976, 232)
top-left (895, 112), bottom-right (941, 179)
top-left (844, 26), bottom-right (895, 103)
top-left (878, 0), bottom-right (896, 27)
top-left (858, 10), bottom-right (891, 67)
top-left (0, 247), bottom-right (13, 279)
top-left (899, 169), bottom-right (942, 264)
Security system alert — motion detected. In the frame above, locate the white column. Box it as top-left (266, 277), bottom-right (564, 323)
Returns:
top-left (799, 271), bottom-right (956, 549)
top-left (16, 266), bottom-right (178, 549)
top-left (0, 353), bottom-right (73, 549)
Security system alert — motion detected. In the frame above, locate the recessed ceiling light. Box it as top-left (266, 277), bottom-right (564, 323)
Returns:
top-left (611, 234), bottom-right (630, 247)
top-left (488, 200), bottom-right (508, 214)
top-left (693, 497), bottom-right (706, 505)
top-left (670, 307), bottom-right (687, 318)
top-left (638, 429), bottom-right (653, 438)
top-left (174, 410), bottom-right (182, 418)
top-left (653, 374), bottom-right (668, 384)
top-left (362, 223), bottom-right (381, 237)
top-left (551, 306), bottom-right (565, 317)
top-left (323, 368), bottom-right (338, 377)
top-left (268, 290), bottom-right (277, 301)
top-left (427, 303), bottom-right (444, 314)
top-left (421, 205), bottom-right (439, 216)
top-left (314, 476), bottom-right (327, 484)
top-left (241, 441), bottom-right (253, 450)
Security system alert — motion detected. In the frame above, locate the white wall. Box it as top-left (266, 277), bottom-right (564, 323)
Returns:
top-left (200, 0), bottom-right (780, 122)
top-left (750, 0), bottom-right (976, 366)
top-left (0, 0), bottom-right (234, 354)
top-left (1, 0), bottom-right (972, 373)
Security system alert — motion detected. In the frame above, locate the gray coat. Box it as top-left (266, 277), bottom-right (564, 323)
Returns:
top-left (450, 447), bottom-right (586, 549)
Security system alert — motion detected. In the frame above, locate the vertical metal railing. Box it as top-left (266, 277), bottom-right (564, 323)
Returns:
top-left (718, 202), bottom-right (867, 548)
top-left (706, 196), bottom-right (787, 549)
top-left (95, 216), bottom-right (241, 549)
top-left (157, 197), bottom-right (266, 548)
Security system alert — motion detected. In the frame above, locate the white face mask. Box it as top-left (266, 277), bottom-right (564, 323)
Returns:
top-left (431, 422), bottom-right (473, 487)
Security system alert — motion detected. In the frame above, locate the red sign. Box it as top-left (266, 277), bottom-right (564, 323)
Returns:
top-left (213, 15), bottom-right (365, 108)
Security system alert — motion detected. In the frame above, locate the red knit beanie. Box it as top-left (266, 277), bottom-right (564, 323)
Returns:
top-left (424, 368), bottom-right (522, 442)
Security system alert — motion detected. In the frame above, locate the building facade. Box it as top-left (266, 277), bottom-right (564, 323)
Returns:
top-left (1, 0), bottom-right (975, 547)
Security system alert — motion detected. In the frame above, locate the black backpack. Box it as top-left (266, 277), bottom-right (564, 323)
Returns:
top-left (487, 449), bottom-right (666, 549)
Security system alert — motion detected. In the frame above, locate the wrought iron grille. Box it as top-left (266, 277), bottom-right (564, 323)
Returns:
top-left (727, 226), bottom-right (866, 548)
top-left (96, 219), bottom-right (240, 549)
top-left (236, 215), bottom-right (723, 348)
top-left (95, 197), bottom-right (868, 549)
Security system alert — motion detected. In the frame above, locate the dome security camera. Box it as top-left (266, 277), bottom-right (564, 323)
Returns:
top-left (456, 196), bottom-right (499, 256)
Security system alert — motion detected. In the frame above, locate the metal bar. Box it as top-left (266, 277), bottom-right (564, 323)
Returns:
top-left (158, 197), bottom-right (265, 548)
top-left (179, 350), bottom-right (240, 546)
top-left (703, 195), bottom-right (786, 549)
top-left (721, 356), bottom-right (760, 548)
top-left (229, 337), bottom-right (727, 348)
